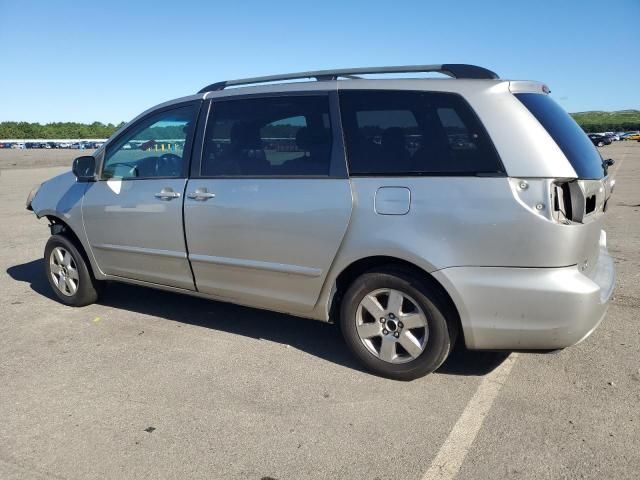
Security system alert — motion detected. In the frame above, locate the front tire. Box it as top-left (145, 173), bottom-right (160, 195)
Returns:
top-left (340, 267), bottom-right (457, 380)
top-left (44, 234), bottom-right (100, 306)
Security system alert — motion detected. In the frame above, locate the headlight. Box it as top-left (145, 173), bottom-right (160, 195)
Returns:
top-left (26, 183), bottom-right (42, 210)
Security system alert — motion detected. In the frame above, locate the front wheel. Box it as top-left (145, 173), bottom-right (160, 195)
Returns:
top-left (597, 141), bottom-right (605, 147)
top-left (44, 234), bottom-right (100, 306)
top-left (340, 267), bottom-right (457, 380)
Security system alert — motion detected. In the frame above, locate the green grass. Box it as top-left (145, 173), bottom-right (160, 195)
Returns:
top-left (570, 110), bottom-right (640, 132)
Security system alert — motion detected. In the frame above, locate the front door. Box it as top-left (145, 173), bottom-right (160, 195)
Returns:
top-left (83, 103), bottom-right (199, 289)
top-left (184, 94), bottom-right (352, 312)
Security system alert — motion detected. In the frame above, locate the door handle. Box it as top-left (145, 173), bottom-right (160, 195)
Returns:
top-left (154, 189), bottom-right (181, 200)
top-left (187, 189), bottom-right (216, 201)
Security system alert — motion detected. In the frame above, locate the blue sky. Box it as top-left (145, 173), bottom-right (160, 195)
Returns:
top-left (0, 0), bottom-right (638, 123)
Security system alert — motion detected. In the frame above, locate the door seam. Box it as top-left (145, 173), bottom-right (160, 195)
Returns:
top-left (181, 178), bottom-right (199, 292)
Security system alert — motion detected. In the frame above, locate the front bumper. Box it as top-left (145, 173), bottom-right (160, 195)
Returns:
top-left (433, 231), bottom-right (615, 350)
top-left (26, 183), bottom-right (41, 211)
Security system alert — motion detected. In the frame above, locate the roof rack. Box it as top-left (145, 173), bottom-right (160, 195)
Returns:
top-left (198, 64), bottom-right (499, 93)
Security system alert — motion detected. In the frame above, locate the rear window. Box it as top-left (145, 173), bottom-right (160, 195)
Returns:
top-left (515, 93), bottom-right (605, 179)
top-left (339, 90), bottom-right (504, 176)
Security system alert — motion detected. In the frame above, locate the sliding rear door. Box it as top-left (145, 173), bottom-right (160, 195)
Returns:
top-left (184, 93), bottom-right (351, 312)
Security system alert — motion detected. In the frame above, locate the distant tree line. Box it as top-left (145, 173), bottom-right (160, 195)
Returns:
top-left (0, 121), bottom-right (125, 139)
top-left (574, 122), bottom-right (640, 133)
top-left (137, 125), bottom-right (186, 140)
top-left (1, 117), bottom-right (639, 139)
top-left (570, 110), bottom-right (640, 133)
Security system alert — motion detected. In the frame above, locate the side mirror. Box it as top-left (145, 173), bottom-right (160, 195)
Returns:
top-left (602, 158), bottom-right (615, 175)
top-left (72, 155), bottom-right (96, 182)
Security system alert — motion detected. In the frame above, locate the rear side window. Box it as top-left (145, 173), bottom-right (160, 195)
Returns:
top-left (515, 93), bottom-right (605, 179)
top-left (339, 90), bottom-right (504, 176)
top-left (202, 96), bottom-right (332, 177)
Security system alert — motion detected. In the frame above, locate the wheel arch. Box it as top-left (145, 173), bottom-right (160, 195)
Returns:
top-left (44, 215), bottom-right (102, 279)
top-left (329, 255), bottom-right (463, 343)
top-left (45, 215), bottom-right (81, 245)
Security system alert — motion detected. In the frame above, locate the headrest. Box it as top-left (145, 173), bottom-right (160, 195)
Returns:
top-left (382, 127), bottom-right (405, 148)
top-left (296, 127), bottom-right (330, 150)
top-left (230, 122), bottom-right (262, 149)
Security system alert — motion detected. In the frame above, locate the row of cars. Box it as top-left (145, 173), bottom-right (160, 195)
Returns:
top-left (3, 132), bottom-right (638, 151)
top-left (0, 141), bottom-right (105, 150)
top-left (588, 131), bottom-right (640, 147)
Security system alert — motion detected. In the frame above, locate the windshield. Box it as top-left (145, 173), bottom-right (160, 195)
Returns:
top-left (515, 93), bottom-right (605, 179)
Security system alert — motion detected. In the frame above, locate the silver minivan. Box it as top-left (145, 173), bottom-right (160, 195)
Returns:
top-left (27, 64), bottom-right (616, 380)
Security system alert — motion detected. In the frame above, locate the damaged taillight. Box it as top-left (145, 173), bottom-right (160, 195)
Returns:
top-left (511, 177), bottom-right (610, 225)
top-left (552, 179), bottom-right (608, 224)
top-left (552, 180), bottom-right (578, 223)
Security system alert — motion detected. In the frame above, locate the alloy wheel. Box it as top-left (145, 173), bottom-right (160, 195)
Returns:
top-left (355, 288), bottom-right (429, 364)
top-left (49, 246), bottom-right (79, 296)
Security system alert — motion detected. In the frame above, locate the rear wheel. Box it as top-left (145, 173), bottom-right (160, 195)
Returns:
top-left (44, 234), bottom-right (100, 306)
top-left (597, 141), bottom-right (605, 147)
top-left (340, 267), bottom-right (457, 380)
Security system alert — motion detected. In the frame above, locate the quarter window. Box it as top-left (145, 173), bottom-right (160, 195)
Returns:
top-left (515, 93), bottom-right (605, 179)
top-left (339, 91), bottom-right (504, 176)
top-left (202, 96), bottom-right (332, 177)
top-left (102, 104), bottom-right (197, 180)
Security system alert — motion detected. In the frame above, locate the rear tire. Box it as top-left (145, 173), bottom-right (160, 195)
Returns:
top-left (44, 234), bottom-right (100, 307)
top-left (339, 267), bottom-right (457, 380)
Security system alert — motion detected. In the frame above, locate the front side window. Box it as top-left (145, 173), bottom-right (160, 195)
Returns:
top-left (202, 96), bottom-right (332, 177)
top-left (102, 104), bottom-right (197, 179)
top-left (339, 90), bottom-right (504, 176)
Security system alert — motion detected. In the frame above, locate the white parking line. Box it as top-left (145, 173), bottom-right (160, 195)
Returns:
top-left (422, 353), bottom-right (518, 480)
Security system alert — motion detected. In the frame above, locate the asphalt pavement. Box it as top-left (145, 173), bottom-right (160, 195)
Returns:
top-left (1, 143), bottom-right (638, 480)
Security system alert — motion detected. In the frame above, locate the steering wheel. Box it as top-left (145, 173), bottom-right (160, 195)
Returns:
top-left (156, 153), bottom-right (182, 176)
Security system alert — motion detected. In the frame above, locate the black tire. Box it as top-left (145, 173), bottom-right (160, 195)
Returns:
top-left (340, 267), bottom-right (458, 381)
top-left (44, 234), bottom-right (100, 306)
top-left (597, 141), bottom-right (604, 147)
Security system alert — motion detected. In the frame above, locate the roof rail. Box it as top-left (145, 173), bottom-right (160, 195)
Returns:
top-left (198, 64), bottom-right (499, 93)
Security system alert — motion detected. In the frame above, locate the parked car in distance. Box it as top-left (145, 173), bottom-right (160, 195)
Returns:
top-left (603, 132), bottom-right (620, 142)
top-left (25, 142), bottom-right (47, 149)
top-left (622, 132), bottom-right (640, 141)
top-left (26, 64), bottom-right (616, 380)
top-left (588, 134), bottom-right (611, 147)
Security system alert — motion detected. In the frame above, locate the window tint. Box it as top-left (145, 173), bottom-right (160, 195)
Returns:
top-left (515, 93), bottom-right (605, 179)
top-left (202, 96), bottom-right (332, 177)
top-left (339, 90), bottom-right (503, 176)
top-left (103, 104), bottom-right (197, 179)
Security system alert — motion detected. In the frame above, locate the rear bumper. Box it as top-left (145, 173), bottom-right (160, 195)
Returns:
top-left (433, 231), bottom-right (615, 350)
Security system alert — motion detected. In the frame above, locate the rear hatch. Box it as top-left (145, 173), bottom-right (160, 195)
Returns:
top-left (513, 90), bottom-right (614, 274)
